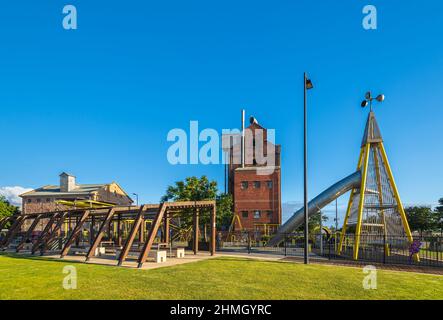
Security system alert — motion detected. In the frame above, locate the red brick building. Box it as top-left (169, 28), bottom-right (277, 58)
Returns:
top-left (227, 116), bottom-right (282, 233)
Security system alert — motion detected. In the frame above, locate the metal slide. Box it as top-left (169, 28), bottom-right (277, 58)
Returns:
top-left (268, 171), bottom-right (362, 246)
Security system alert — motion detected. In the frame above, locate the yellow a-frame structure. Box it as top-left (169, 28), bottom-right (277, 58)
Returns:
top-left (338, 111), bottom-right (416, 260)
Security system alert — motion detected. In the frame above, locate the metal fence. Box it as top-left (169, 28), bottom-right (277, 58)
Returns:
top-left (218, 231), bottom-right (443, 268)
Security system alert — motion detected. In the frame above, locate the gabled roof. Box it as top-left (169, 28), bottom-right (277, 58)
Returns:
top-left (20, 184), bottom-right (108, 198)
top-left (361, 111), bottom-right (383, 147)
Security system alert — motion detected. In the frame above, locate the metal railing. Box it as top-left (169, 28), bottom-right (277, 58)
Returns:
top-left (218, 231), bottom-right (443, 268)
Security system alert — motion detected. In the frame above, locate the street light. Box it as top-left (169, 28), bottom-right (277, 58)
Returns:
top-left (132, 193), bottom-right (139, 206)
top-left (304, 72), bottom-right (314, 264)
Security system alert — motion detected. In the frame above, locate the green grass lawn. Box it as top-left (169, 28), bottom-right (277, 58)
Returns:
top-left (0, 253), bottom-right (442, 300)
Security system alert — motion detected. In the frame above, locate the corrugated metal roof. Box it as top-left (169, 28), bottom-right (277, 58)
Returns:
top-left (20, 184), bottom-right (108, 197)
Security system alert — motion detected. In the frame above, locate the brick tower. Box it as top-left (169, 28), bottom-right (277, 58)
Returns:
top-left (225, 114), bottom-right (282, 233)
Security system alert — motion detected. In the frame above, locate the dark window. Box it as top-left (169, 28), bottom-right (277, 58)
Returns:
top-left (267, 181), bottom-right (273, 189)
top-left (253, 181), bottom-right (261, 189)
top-left (241, 181), bottom-right (248, 190)
top-left (36, 198), bottom-right (41, 203)
top-left (46, 198), bottom-right (51, 202)
top-left (267, 210), bottom-right (273, 218)
top-left (27, 199), bottom-right (32, 203)
top-left (241, 211), bottom-right (248, 218)
top-left (254, 210), bottom-right (261, 219)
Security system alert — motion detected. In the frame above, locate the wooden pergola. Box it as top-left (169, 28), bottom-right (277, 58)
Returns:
top-left (0, 200), bottom-right (216, 268)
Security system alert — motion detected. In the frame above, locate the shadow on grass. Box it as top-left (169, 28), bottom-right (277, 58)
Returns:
top-left (0, 252), bottom-right (87, 266)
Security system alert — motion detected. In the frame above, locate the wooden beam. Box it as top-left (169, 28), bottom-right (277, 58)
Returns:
top-left (40, 212), bottom-right (68, 255)
top-left (117, 214), bottom-right (122, 246)
top-left (1, 216), bottom-right (25, 249)
top-left (117, 205), bottom-right (148, 266)
top-left (60, 210), bottom-right (90, 258)
top-left (210, 204), bottom-right (216, 256)
top-left (164, 213), bottom-right (170, 244)
top-left (32, 214), bottom-right (60, 254)
top-left (193, 207), bottom-right (199, 255)
top-left (89, 215), bottom-right (95, 243)
top-left (137, 203), bottom-right (167, 268)
top-left (139, 215), bottom-right (145, 244)
top-left (16, 215), bottom-right (42, 252)
top-left (85, 208), bottom-right (116, 261)
top-left (0, 217), bottom-right (10, 231)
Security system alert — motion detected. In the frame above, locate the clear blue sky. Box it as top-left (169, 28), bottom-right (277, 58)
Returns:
top-left (0, 1), bottom-right (442, 225)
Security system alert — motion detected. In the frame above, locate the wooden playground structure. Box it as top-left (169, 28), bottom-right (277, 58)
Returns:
top-left (0, 200), bottom-right (216, 268)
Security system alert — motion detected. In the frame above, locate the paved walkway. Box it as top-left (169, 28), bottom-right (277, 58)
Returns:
top-left (5, 250), bottom-right (217, 270)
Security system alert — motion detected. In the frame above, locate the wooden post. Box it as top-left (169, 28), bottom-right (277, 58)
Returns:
top-left (117, 214), bottom-right (122, 246)
top-left (1, 216), bottom-right (25, 249)
top-left (86, 208), bottom-right (116, 261)
top-left (16, 215), bottom-right (42, 252)
top-left (118, 205), bottom-right (147, 266)
top-left (137, 203), bottom-right (167, 268)
top-left (164, 212), bottom-right (170, 244)
top-left (210, 204), bottom-right (216, 256)
top-left (139, 215), bottom-right (145, 244)
top-left (32, 214), bottom-right (59, 254)
top-left (193, 207), bottom-right (199, 255)
top-left (60, 210), bottom-right (90, 258)
top-left (0, 217), bottom-right (8, 232)
top-left (89, 215), bottom-right (95, 244)
top-left (40, 213), bottom-right (67, 255)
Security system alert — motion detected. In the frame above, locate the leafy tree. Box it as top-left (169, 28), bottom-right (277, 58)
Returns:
top-left (405, 206), bottom-right (433, 235)
top-left (161, 176), bottom-right (217, 203)
top-left (296, 210), bottom-right (329, 233)
top-left (215, 193), bottom-right (233, 230)
top-left (432, 198), bottom-right (443, 235)
top-left (0, 196), bottom-right (20, 229)
top-left (0, 195), bottom-right (20, 219)
top-left (161, 176), bottom-right (233, 230)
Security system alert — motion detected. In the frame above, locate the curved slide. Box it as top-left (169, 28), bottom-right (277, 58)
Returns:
top-left (268, 171), bottom-right (362, 246)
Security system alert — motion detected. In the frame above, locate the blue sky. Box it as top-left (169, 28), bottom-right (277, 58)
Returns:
top-left (0, 1), bottom-right (442, 225)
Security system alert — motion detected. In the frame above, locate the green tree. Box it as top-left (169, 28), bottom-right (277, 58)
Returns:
top-left (405, 206), bottom-right (433, 235)
top-left (296, 210), bottom-right (329, 233)
top-left (432, 198), bottom-right (443, 235)
top-left (0, 196), bottom-right (20, 229)
top-left (161, 176), bottom-right (233, 230)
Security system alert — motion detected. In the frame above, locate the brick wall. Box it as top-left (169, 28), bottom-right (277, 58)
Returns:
top-left (233, 168), bottom-right (281, 230)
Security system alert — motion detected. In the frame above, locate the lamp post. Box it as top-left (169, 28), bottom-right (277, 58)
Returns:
top-left (303, 72), bottom-right (313, 264)
top-left (132, 193), bottom-right (139, 206)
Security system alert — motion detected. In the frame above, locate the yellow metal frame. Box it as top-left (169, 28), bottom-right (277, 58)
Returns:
top-left (337, 147), bottom-right (364, 255)
top-left (339, 140), bottom-right (418, 261)
top-left (378, 142), bottom-right (418, 261)
top-left (353, 143), bottom-right (371, 260)
top-left (372, 144), bottom-right (390, 255)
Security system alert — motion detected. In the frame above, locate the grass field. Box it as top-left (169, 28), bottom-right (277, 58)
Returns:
top-left (0, 254), bottom-right (442, 300)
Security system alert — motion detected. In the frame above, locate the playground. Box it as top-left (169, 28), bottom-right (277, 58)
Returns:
top-left (0, 254), bottom-right (442, 300)
top-left (0, 103), bottom-right (442, 303)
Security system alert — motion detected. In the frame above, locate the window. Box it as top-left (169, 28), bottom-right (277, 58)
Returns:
top-left (253, 181), bottom-right (261, 189)
top-left (266, 181), bottom-right (273, 189)
top-left (46, 198), bottom-right (51, 202)
top-left (241, 181), bottom-right (248, 190)
top-left (27, 199), bottom-right (32, 203)
top-left (254, 210), bottom-right (261, 219)
top-left (241, 211), bottom-right (248, 218)
top-left (36, 198), bottom-right (41, 203)
top-left (267, 210), bottom-right (273, 218)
